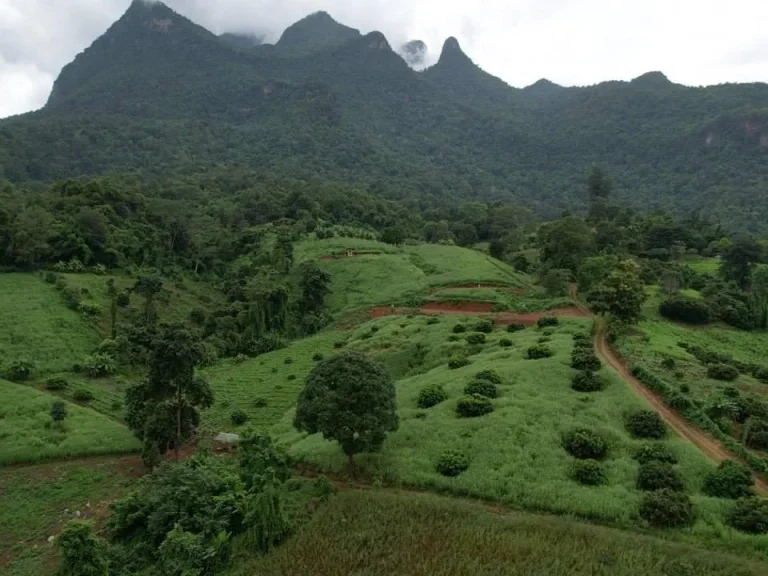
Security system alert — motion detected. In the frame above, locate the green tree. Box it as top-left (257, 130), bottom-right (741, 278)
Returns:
top-left (540, 217), bottom-right (595, 274)
top-left (721, 238), bottom-right (763, 289)
top-left (451, 222), bottom-right (478, 247)
top-left (132, 275), bottom-right (164, 325)
top-left (245, 271), bottom-right (290, 338)
top-left (56, 520), bottom-right (109, 576)
top-left (10, 206), bottom-right (55, 267)
top-left (381, 227), bottom-right (404, 245)
top-left (750, 264), bottom-right (768, 329)
top-left (588, 259), bottom-right (646, 324)
top-left (106, 278), bottom-right (118, 339)
top-left (489, 239), bottom-right (506, 260)
top-left (660, 268), bottom-right (684, 295)
top-left (577, 254), bottom-right (618, 293)
top-left (298, 262), bottom-right (331, 314)
top-left (540, 268), bottom-right (571, 296)
top-left (239, 430), bottom-right (291, 491)
top-left (294, 352), bottom-right (398, 468)
top-left (51, 400), bottom-right (68, 426)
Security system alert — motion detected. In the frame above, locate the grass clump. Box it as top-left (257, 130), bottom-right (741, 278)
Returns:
top-left (418, 384), bottom-right (448, 409)
top-left (703, 461), bottom-right (754, 499)
top-left (526, 344), bottom-right (553, 360)
top-left (464, 379), bottom-right (498, 399)
top-left (562, 428), bottom-right (608, 460)
top-left (456, 395), bottom-right (494, 418)
top-left (73, 389), bottom-right (94, 403)
top-left (537, 316), bottom-right (559, 328)
top-left (571, 371), bottom-right (604, 392)
top-left (571, 459), bottom-right (606, 486)
top-left (507, 323), bottom-right (526, 333)
top-left (626, 410), bottom-right (666, 439)
top-left (706, 363), bottom-right (739, 381)
top-left (499, 338), bottom-right (513, 348)
top-left (436, 450), bottom-right (470, 477)
top-left (231, 410), bottom-right (249, 426)
top-left (636, 461), bottom-right (685, 492)
top-left (45, 377), bottom-right (70, 391)
top-left (448, 354), bottom-right (470, 370)
top-left (312, 353), bottom-right (324, 362)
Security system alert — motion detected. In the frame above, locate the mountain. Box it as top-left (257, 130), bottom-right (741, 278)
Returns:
top-left (218, 32), bottom-right (264, 50)
top-left (1, 2), bottom-right (768, 230)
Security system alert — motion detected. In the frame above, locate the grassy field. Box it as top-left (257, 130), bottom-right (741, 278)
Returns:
top-left (0, 274), bottom-right (101, 374)
top-left (684, 255), bottom-right (721, 274)
top-left (0, 382), bottom-right (140, 465)
top-left (233, 490), bottom-right (768, 575)
top-left (0, 456), bottom-right (139, 576)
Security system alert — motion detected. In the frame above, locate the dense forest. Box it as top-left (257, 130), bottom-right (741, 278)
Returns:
top-left (1, 1), bottom-right (767, 230)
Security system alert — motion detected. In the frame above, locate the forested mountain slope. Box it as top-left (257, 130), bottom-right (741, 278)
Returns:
top-left (1, 0), bottom-right (767, 229)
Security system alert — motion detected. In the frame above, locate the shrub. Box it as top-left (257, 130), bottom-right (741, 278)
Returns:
top-left (707, 363), bottom-right (739, 382)
top-left (253, 397), bottom-right (268, 408)
top-left (507, 323), bottom-right (526, 333)
top-left (626, 410), bottom-right (666, 439)
top-left (456, 394), bottom-right (494, 418)
top-left (639, 489), bottom-right (695, 528)
top-left (571, 350), bottom-right (601, 371)
top-left (571, 459), bottom-right (606, 486)
top-left (464, 379), bottom-right (498, 399)
top-left (5, 360), bottom-right (34, 382)
top-left (78, 301), bottom-right (103, 317)
top-left (56, 521), bottom-right (109, 576)
top-left (73, 389), bottom-right (94, 403)
top-left (418, 384), bottom-right (448, 409)
top-left (448, 335), bottom-right (460, 342)
top-left (45, 377), bottom-right (69, 391)
top-left (83, 353), bottom-right (117, 378)
top-left (284, 358), bottom-right (293, 365)
top-left (637, 461), bottom-right (685, 492)
top-left (452, 324), bottom-right (467, 334)
top-left (333, 340), bottom-right (346, 349)
top-left (572, 333), bottom-right (591, 342)
top-left (661, 357), bottom-right (676, 370)
top-left (312, 475), bottom-right (337, 500)
top-left (542, 329), bottom-right (555, 336)
top-left (437, 450), bottom-right (470, 477)
top-left (51, 400), bottom-right (68, 424)
top-left (474, 320), bottom-right (494, 334)
top-left (703, 461), bottom-right (754, 499)
top-left (426, 317), bottom-right (440, 325)
top-left (633, 443), bottom-right (678, 465)
top-left (312, 353), bottom-right (324, 362)
top-left (526, 344), bottom-right (553, 360)
top-left (499, 338), bottom-right (513, 348)
top-left (44, 271), bottom-right (58, 284)
top-left (755, 368), bottom-right (768, 384)
top-left (465, 332), bottom-right (486, 345)
top-left (475, 370), bottom-right (502, 385)
top-left (727, 498), bottom-right (768, 534)
top-left (537, 316), bottom-right (559, 328)
top-left (562, 428), bottom-right (608, 460)
top-left (538, 336), bottom-right (552, 344)
top-left (97, 339), bottom-right (121, 357)
top-left (287, 375), bottom-right (296, 381)
top-left (572, 339), bottom-right (592, 350)
top-left (571, 371), bottom-right (604, 392)
top-left (231, 410), bottom-right (249, 426)
top-left (189, 308), bottom-right (207, 325)
top-left (448, 354), bottom-right (470, 370)
top-left (116, 292), bottom-right (130, 307)
top-left (659, 296), bottom-right (712, 325)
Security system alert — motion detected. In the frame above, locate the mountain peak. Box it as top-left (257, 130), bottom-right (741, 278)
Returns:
top-left (524, 78), bottom-right (563, 95)
top-left (436, 37), bottom-right (473, 68)
top-left (276, 10), bottom-right (361, 55)
top-left (631, 71), bottom-right (673, 88)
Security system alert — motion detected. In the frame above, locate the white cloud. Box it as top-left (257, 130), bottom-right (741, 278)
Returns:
top-left (0, 0), bottom-right (767, 118)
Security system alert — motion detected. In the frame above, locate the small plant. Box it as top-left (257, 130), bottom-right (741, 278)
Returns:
top-left (727, 497), bottom-right (768, 534)
top-left (284, 357), bottom-right (294, 365)
top-left (189, 308), bottom-right (207, 325)
top-left (50, 400), bottom-right (68, 425)
top-left (43, 271), bottom-right (58, 284)
top-left (437, 450), bottom-right (470, 477)
top-left (571, 459), bottom-right (606, 486)
top-left (418, 384), bottom-right (448, 409)
top-left (562, 428), bottom-right (608, 460)
top-left (111, 400), bottom-right (123, 412)
top-left (73, 389), bottom-right (94, 403)
top-left (453, 324), bottom-right (467, 334)
top-left (474, 320), bottom-right (494, 334)
top-left (639, 489), bottom-right (695, 528)
top-left (542, 329), bottom-right (555, 336)
top-left (507, 323), bottom-right (526, 333)
top-left (426, 317), bottom-right (440, 325)
top-left (231, 410), bottom-right (249, 426)
top-left (571, 371), bottom-right (604, 392)
top-left (633, 443), bottom-right (677, 465)
top-left (538, 336), bottom-right (552, 344)
top-left (703, 461), bottom-right (754, 499)
top-left (637, 461), bottom-right (685, 492)
top-left (270, 367), bottom-right (278, 374)
top-left (465, 332), bottom-right (486, 345)
top-left (334, 340), bottom-right (346, 349)
top-left (499, 338), bottom-right (513, 348)
top-left (475, 370), bottom-right (502, 385)
top-left (312, 353), bottom-right (324, 362)
top-left (456, 394), bottom-right (494, 418)
top-left (287, 375), bottom-right (296, 381)
top-left (45, 377), bottom-right (69, 391)
top-left (253, 397), bottom-right (268, 408)
top-left (626, 410), bottom-right (666, 439)
top-left (464, 379), bottom-right (498, 399)
top-left (448, 354), bottom-right (470, 370)
top-left (116, 292), bottom-right (130, 307)
top-left (706, 363), bottom-right (739, 381)
top-left (5, 360), bottom-right (34, 382)
top-left (526, 344), bottom-right (553, 360)
top-left (661, 357), bottom-right (677, 370)
top-left (448, 335), bottom-right (460, 342)
top-left (83, 353), bottom-right (117, 378)
top-left (755, 368), bottom-right (768, 384)
top-left (312, 475), bottom-right (337, 500)
top-left (537, 316), bottom-right (559, 328)
top-left (571, 350), bottom-right (601, 371)
top-left (679, 382), bottom-right (690, 393)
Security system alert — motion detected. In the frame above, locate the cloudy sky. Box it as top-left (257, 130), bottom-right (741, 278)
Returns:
top-left (1, 0), bottom-right (767, 118)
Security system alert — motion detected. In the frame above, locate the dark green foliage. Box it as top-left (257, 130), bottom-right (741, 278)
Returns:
top-left (456, 394), bottom-right (494, 418)
top-left (746, 420), bottom-right (768, 450)
top-left (294, 352), bottom-right (398, 462)
top-left (189, 308), bottom-right (207, 325)
top-left (540, 268), bottom-right (571, 297)
top-left (56, 520), bottom-right (108, 576)
top-left (5, 359), bottom-right (34, 382)
top-left (284, 357), bottom-right (294, 365)
top-left (499, 338), bottom-right (513, 348)
top-left (507, 323), bottom-right (526, 333)
top-left (706, 363), bottom-right (739, 381)
top-left (231, 410), bottom-right (249, 426)
top-left (436, 450), bottom-right (470, 477)
top-left (116, 292), bottom-right (130, 307)
top-left (465, 332), bottom-right (486, 345)
top-left (312, 475), bottom-right (337, 500)
top-left (661, 357), bottom-right (676, 370)
top-left (571, 350), bottom-right (601, 371)
top-left (253, 397), bottom-right (268, 408)
top-left (287, 375), bottom-right (296, 381)
top-left (426, 317), bottom-right (440, 325)
top-left (537, 336), bottom-right (552, 344)
top-left (562, 428), bottom-right (608, 460)
top-left (659, 296), bottom-right (712, 324)
top-left (633, 443), bottom-right (678, 465)
top-left (474, 320), bottom-right (494, 334)
top-left (333, 340), bottom-right (346, 349)
top-left (51, 400), bottom-right (68, 424)
top-left (475, 370), bottom-right (502, 385)
top-left (298, 262), bottom-right (332, 315)
top-left (238, 430), bottom-right (291, 491)
top-left (417, 384), bottom-right (448, 409)
top-left (536, 316), bottom-right (559, 328)
top-left (46, 377), bottom-right (69, 390)
top-left (464, 379), bottom-right (498, 399)
top-left (756, 368), bottom-right (768, 383)
top-left (588, 260), bottom-right (647, 324)
top-left (727, 497), bottom-right (768, 534)
top-left (626, 410), bottom-right (666, 439)
top-left (571, 371), bottom-right (605, 392)
top-left (448, 354), bottom-right (470, 369)
top-left (312, 353), bottom-right (324, 362)
top-left (703, 461), bottom-right (754, 499)
top-left (637, 461), bottom-right (685, 492)
top-left (452, 324), bottom-right (467, 334)
top-left (639, 490), bottom-right (695, 528)
top-left (83, 353), bottom-right (117, 378)
top-left (73, 389), bottom-right (94, 402)
top-left (571, 459), bottom-right (606, 486)
top-left (526, 344), bottom-right (553, 359)
top-left (721, 238), bottom-right (763, 288)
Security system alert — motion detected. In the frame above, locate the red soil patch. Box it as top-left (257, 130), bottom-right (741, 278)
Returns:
top-left (320, 250), bottom-right (383, 261)
top-left (421, 301), bottom-right (496, 314)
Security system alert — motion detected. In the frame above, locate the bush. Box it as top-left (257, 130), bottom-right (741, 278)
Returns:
top-left (73, 389), bottom-right (94, 403)
top-left (284, 358), bottom-right (293, 365)
top-left (633, 443), bottom-right (678, 465)
top-left (571, 459), bottom-right (606, 486)
top-left (639, 489), bottom-right (695, 528)
top-left (572, 333), bottom-right (591, 342)
top-left (448, 335), bottom-right (460, 342)
top-left (727, 498), bottom-right (768, 534)
top-left (287, 375), bottom-right (296, 381)
top-left (571, 351), bottom-right (601, 371)
top-left (571, 371), bottom-right (604, 392)
top-left (507, 323), bottom-right (526, 333)
top-left (448, 354), bottom-right (470, 370)
top-left (475, 370), bottom-right (502, 385)
top-left (637, 461), bottom-right (685, 492)
top-left (703, 461), bottom-right (754, 499)
top-left (5, 360), bottom-right (34, 382)
top-left (499, 338), bottom-right (513, 348)
top-left (43, 271), bottom-right (58, 284)
top-left (51, 400), bottom-right (68, 424)
top-left (189, 308), bottom-right (207, 325)
top-left (464, 379), bottom-right (498, 399)
top-left (46, 377), bottom-right (70, 391)
top-left (526, 344), bottom-right (553, 360)
top-left (312, 475), bottom-right (337, 500)
top-left (116, 292), bottom-right (130, 307)
top-left (465, 332), bottom-right (486, 345)
top-left (83, 353), bottom-right (117, 378)
top-left (755, 368), bottom-right (768, 384)
top-left (626, 410), bottom-right (666, 439)
top-left (253, 397), bottom-right (268, 408)
top-left (537, 316), bottom-right (559, 328)
top-left (426, 317), bottom-right (440, 325)
top-left (659, 296), bottom-right (712, 324)
top-left (452, 324), bottom-right (467, 334)
top-left (418, 384), bottom-right (448, 409)
top-left (78, 301), bottom-right (103, 317)
top-left (707, 363), bottom-right (739, 381)
top-left (562, 428), bottom-right (608, 460)
top-left (538, 336), bottom-right (552, 344)
top-left (231, 410), bottom-right (249, 426)
top-left (456, 394), bottom-right (494, 418)
top-left (312, 353), bottom-right (324, 362)
top-left (437, 450), bottom-right (470, 477)
top-left (57, 521), bottom-right (109, 576)
top-left (474, 320), bottom-right (494, 334)
top-left (661, 357), bottom-right (676, 370)
top-left (333, 340), bottom-right (346, 349)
